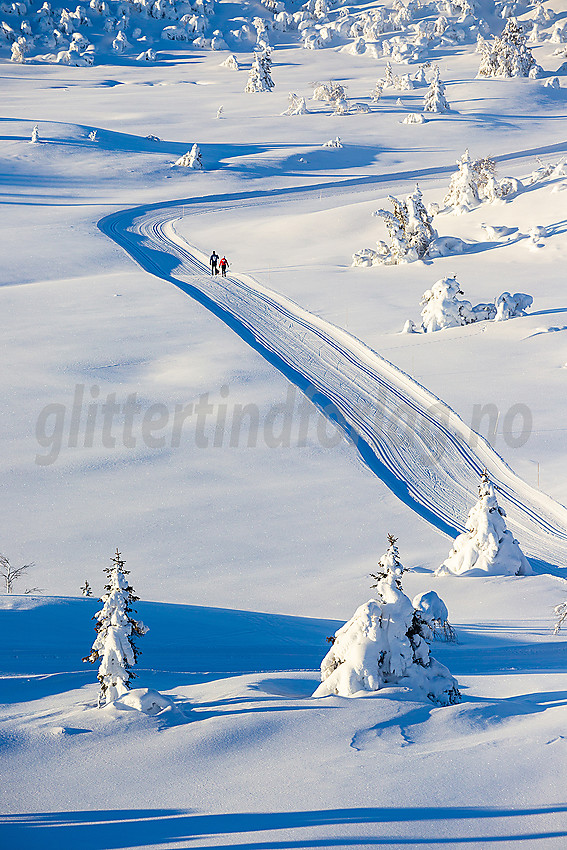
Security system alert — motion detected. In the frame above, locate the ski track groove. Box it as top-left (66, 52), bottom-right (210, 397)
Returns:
top-left (99, 196), bottom-right (567, 571)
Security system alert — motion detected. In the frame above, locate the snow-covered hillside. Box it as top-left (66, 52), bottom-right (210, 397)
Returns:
top-left (2, 0), bottom-right (567, 846)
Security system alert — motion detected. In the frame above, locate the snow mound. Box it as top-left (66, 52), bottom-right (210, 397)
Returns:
top-left (113, 687), bottom-right (175, 716)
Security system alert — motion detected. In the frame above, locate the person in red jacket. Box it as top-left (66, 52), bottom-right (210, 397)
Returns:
top-left (219, 256), bottom-right (229, 277)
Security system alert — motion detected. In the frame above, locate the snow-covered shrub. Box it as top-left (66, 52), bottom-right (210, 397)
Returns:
top-left (210, 30), bottom-right (227, 50)
top-left (494, 291), bottom-right (533, 320)
top-left (137, 48), bottom-right (156, 60)
top-left (162, 25), bottom-right (188, 40)
top-left (30, 124), bottom-right (40, 142)
top-left (10, 35), bottom-right (27, 60)
top-left (478, 17), bottom-right (535, 77)
top-left (281, 92), bottom-right (308, 115)
top-left (402, 112), bottom-right (425, 124)
top-left (313, 541), bottom-right (460, 705)
top-left (420, 276), bottom-right (473, 332)
top-left (175, 142), bottom-right (203, 169)
top-left (373, 185), bottom-right (438, 264)
top-left (498, 175), bottom-right (523, 198)
top-left (323, 136), bottom-right (342, 148)
top-left (245, 49), bottom-right (274, 92)
top-left (436, 472), bottom-right (532, 576)
top-left (220, 53), bottom-right (239, 70)
top-left (553, 601), bottom-right (567, 634)
top-left (83, 549), bottom-right (148, 707)
top-left (413, 590), bottom-right (457, 642)
top-left (112, 29), bottom-right (129, 52)
top-left (423, 66), bottom-right (450, 112)
top-left (312, 80), bottom-right (346, 103)
top-left (427, 235), bottom-right (467, 257)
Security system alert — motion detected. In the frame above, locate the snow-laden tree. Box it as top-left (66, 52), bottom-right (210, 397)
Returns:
top-left (81, 579), bottom-right (93, 597)
top-left (84, 549), bottom-right (148, 707)
top-left (245, 49), bottom-right (274, 92)
top-left (175, 143), bottom-right (203, 169)
top-left (413, 590), bottom-right (456, 642)
top-left (423, 66), bottom-right (450, 113)
top-left (444, 150), bottom-right (480, 213)
top-left (494, 291), bottom-right (533, 320)
top-left (313, 540), bottom-right (461, 705)
top-left (436, 472), bottom-right (532, 576)
top-left (374, 185), bottom-right (438, 263)
top-left (30, 124), bottom-right (40, 143)
top-left (281, 92), bottom-right (308, 115)
top-left (478, 17), bottom-right (536, 77)
top-left (370, 533), bottom-right (405, 591)
top-left (420, 276), bottom-right (473, 332)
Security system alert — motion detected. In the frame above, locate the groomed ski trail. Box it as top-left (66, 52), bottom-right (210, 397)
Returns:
top-left (100, 201), bottom-right (567, 571)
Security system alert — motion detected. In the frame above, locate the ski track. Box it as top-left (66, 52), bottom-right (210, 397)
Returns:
top-left (99, 193), bottom-right (567, 571)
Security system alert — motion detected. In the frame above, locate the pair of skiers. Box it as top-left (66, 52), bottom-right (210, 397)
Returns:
top-left (210, 251), bottom-right (229, 277)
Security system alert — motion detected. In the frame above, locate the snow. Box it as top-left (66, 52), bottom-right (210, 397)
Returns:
top-left (2, 0), bottom-right (567, 845)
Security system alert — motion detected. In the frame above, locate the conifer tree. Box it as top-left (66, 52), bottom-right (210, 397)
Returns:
top-left (245, 49), bottom-right (275, 93)
top-left (423, 66), bottom-right (450, 113)
top-left (84, 549), bottom-right (148, 707)
top-left (436, 472), bottom-right (532, 576)
top-left (444, 150), bottom-right (480, 213)
top-left (478, 18), bottom-right (535, 78)
top-left (81, 580), bottom-right (93, 597)
top-left (313, 537), bottom-right (460, 705)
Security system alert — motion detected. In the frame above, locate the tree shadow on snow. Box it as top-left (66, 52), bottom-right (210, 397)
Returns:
top-left (2, 804), bottom-right (567, 849)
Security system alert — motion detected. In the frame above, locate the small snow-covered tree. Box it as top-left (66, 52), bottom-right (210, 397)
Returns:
top-left (493, 291), bottom-right (533, 321)
top-left (374, 185), bottom-right (438, 263)
top-left (313, 546), bottom-right (460, 705)
top-left (420, 276), bottom-right (473, 332)
top-left (478, 17), bottom-right (536, 77)
top-left (370, 534), bottom-right (405, 591)
top-left (553, 601), bottom-right (567, 635)
top-left (83, 549), bottom-right (148, 707)
top-left (81, 579), bottom-right (93, 597)
top-left (423, 66), bottom-right (450, 113)
top-left (413, 590), bottom-right (456, 642)
top-left (444, 150), bottom-right (480, 213)
top-left (175, 143), bottom-right (203, 169)
top-left (245, 49), bottom-right (274, 92)
top-left (31, 124), bottom-right (40, 143)
top-left (281, 92), bottom-right (308, 115)
top-left (436, 472), bottom-right (532, 576)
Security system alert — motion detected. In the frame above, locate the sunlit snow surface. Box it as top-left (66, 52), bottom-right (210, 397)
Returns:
top-left (2, 0), bottom-right (567, 846)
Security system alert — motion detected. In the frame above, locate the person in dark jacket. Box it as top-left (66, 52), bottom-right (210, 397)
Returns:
top-left (210, 251), bottom-right (219, 275)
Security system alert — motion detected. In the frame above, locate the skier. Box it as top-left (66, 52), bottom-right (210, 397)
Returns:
top-left (210, 250), bottom-right (219, 275)
top-left (219, 256), bottom-right (229, 277)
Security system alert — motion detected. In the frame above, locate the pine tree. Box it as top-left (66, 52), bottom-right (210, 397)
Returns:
top-left (420, 276), bottom-right (473, 332)
top-left (84, 549), bottom-right (148, 707)
top-left (245, 49), bottom-right (274, 93)
top-left (370, 534), bottom-right (405, 592)
top-left (313, 542), bottom-right (460, 705)
top-left (81, 580), bottom-right (93, 597)
top-left (436, 471), bottom-right (532, 576)
top-left (423, 66), bottom-right (450, 113)
top-left (444, 150), bottom-right (480, 212)
top-left (478, 18), bottom-right (536, 78)
top-left (374, 185), bottom-right (437, 264)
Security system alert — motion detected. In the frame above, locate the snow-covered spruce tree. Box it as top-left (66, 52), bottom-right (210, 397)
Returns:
top-left (478, 17), bottom-right (536, 78)
top-left (313, 539), bottom-right (460, 705)
top-left (370, 533), bottom-right (405, 591)
top-left (175, 143), bottom-right (203, 169)
top-left (374, 185), bottom-right (437, 263)
top-left (245, 49), bottom-right (274, 93)
top-left (444, 150), bottom-right (480, 213)
top-left (83, 549), bottom-right (148, 707)
top-left (420, 276), bottom-right (473, 332)
top-left (81, 579), bottom-right (93, 597)
top-left (423, 66), bottom-right (450, 113)
top-left (436, 471), bottom-right (532, 577)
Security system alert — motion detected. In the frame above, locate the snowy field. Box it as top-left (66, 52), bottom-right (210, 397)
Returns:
top-left (2, 0), bottom-right (567, 847)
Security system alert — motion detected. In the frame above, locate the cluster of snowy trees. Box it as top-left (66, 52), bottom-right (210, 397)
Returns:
top-left (352, 184), bottom-right (465, 267)
top-left (403, 275), bottom-right (533, 334)
top-left (312, 471), bottom-right (537, 700)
